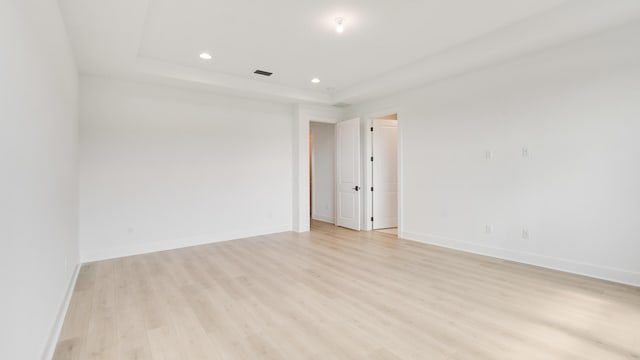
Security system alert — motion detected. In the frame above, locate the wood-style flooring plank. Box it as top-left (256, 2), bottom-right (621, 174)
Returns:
top-left (54, 220), bottom-right (640, 359)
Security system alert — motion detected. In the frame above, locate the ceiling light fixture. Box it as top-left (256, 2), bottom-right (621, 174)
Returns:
top-left (311, 78), bottom-right (321, 84)
top-left (335, 17), bottom-right (345, 33)
top-left (199, 52), bottom-right (212, 60)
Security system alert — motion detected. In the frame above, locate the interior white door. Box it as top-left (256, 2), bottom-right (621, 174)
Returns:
top-left (372, 119), bottom-right (398, 229)
top-left (336, 118), bottom-right (361, 230)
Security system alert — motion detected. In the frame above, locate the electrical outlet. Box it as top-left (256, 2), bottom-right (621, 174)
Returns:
top-left (522, 228), bottom-right (529, 240)
top-left (522, 147), bottom-right (529, 157)
top-left (485, 225), bottom-right (493, 234)
top-left (485, 150), bottom-right (493, 160)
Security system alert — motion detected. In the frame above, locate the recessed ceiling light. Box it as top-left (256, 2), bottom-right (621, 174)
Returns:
top-left (335, 17), bottom-right (345, 33)
top-left (199, 52), bottom-right (212, 60)
top-left (311, 78), bottom-right (321, 84)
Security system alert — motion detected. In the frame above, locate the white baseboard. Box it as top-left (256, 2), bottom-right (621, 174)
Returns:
top-left (401, 231), bottom-right (640, 287)
top-left (312, 213), bottom-right (334, 224)
top-left (41, 263), bottom-right (80, 360)
top-left (81, 225), bottom-right (292, 263)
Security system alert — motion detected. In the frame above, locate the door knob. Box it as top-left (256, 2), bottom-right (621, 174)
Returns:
top-left (353, 186), bottom-right (360, 191)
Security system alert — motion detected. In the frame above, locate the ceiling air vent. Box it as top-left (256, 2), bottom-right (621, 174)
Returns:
top-left (254, 70), bottom-right (273, 77)
top-left (333, 102), bottom-right (351, 108)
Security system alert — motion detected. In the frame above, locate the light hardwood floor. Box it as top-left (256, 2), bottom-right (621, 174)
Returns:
top-left (54, 221), bottom-right (640, 359)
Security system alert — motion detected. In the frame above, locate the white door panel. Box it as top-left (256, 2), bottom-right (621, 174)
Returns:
top-left (336, 118), bottom-right (361, 230)
top-left (372, 119), bottom-right (398, 230)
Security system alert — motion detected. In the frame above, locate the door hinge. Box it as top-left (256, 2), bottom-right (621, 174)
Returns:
top-left (370, 156), bottom-right (374, 162)
top-left (370, 217), bottom-right (374, 222)
top-left (370, 127), bottom-right (374, 132)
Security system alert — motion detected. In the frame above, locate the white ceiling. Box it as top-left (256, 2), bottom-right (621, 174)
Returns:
top-left (60, 0), bottom-right (640, 105)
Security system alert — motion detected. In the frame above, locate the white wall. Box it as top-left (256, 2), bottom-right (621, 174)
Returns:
top-left (0, 1), bottom-right (79, 359)
top-left (310, 122), bottom-right (335, 223)
top-left (347, 20), bottom-right (640, 286)
top-left (79, 76), bottom-right (293, 262)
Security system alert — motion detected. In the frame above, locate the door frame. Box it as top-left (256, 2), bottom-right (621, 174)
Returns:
top-left (363, 109), bottom-right (402, 233)
top-left (370, 118), bottom-right (398, 230)
top-left (293, 105), bottom-right (340, 233)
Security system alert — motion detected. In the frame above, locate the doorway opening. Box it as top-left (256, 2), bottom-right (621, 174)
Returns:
top-left (310, 122), bottom-right (336, 224)
top-left (369, 113), bottom-right (398, 236)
